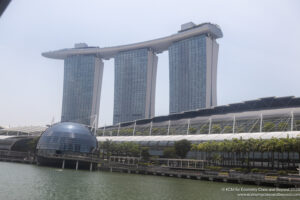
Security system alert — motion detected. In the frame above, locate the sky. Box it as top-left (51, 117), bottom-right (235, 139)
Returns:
top-left (0, 0), bottom-right (299, 127)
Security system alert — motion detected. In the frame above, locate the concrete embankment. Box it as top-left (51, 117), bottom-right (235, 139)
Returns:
top-left (98, 163), bottom-right (300, 188)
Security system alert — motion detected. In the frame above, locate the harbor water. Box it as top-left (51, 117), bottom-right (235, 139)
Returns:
top-left (0, 162), bottom-right (299, 200)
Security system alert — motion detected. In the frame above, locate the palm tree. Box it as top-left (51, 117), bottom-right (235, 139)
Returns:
top-left (191, 143), bottom-right (198, 159)
top-left (266, 137), bottom-right (278, 169)
top-left (247, 138), bottom-right (257, 168)
top-left (275, 138), bottom-right (285, 169)
top-left (257, 138), bottom-right (266, 167)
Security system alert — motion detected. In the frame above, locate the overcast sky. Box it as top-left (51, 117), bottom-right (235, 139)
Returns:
top-left (0, 0), bottom-right (299, 127)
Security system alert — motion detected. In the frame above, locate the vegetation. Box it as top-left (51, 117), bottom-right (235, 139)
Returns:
top-left (99, 140), bottom-right (154, 160)
top-left (11, 137), bottom-right (40, 152)
top-left (188, 127), bottom-right (197, 134)
top-left (174, 139), bottom-right (191, 158)
top-left (163, 147), bottom-right (176, 158)
top-left (140, 147), bottom-right (150, 161)
top-left (99, 116), bottom-right (299, 136)
top-left (193, 137), bottom-right (300, 170)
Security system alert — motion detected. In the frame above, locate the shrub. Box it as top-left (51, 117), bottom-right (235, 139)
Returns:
top-left (205, 166), bottom-right (222, 171)
top-left (141, 147), bottom-right (150, 161)
top-left (174, 139), bottom-right (191, 158)
top-left (163, 147), bottom-right (176, 158)
top-left (251, 168), bottom-right (259, 173)
top-left (278, 170), bottom-right (287, 175)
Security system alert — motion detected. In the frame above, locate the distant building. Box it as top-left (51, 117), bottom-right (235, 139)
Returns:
top-left (169, 27), bottom-right (219, 113)
top-left (113, 48), bottom-right (157, 124)
top-left (61, 45), bottom-right (103, 127)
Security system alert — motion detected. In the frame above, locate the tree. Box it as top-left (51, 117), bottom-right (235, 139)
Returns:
top-left (174, 139), bottom-right (191, 159)
top-left (140, 147), bottom-right (150, 161)
top-left (101, 139), bottom-right (113, 159)
top-left (163, 147), bottom-right (176, 158)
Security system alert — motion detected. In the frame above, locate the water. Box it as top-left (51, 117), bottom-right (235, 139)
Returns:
top-left (0, 162), bottom-right (299, 200)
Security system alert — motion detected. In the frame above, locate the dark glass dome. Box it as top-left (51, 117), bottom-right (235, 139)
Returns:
top-left (37, 122), bottom-right (97, 154)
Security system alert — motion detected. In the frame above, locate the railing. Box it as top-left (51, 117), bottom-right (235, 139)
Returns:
top-left (108, 156), bottom-right (207, 170)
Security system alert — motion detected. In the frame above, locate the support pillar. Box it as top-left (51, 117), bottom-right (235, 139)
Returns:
top-left (186, 119), bottom-right (190, 135)
top-left (62, 160), bottom-right (65, 169)
top-left (260, 113), bottom-right (263, 132)
top-left (133, 121), bottom-right (136, 136)
top-left (233, 115), bottom-right (236, 134)
top-left (76, 160), bottom-right (78, 170)
top-left (208, 118), bottom-right (212, 134)
top-left (117, 123), bottom-right (120, 136)
top-left (149, 121), bottom-right (153, 136)
top-left (291, 111), bottom-right (294, 131)
top-left (90, 162), bottom-right (93, 171)
top-left (167, 120), bottom-right (171, 135)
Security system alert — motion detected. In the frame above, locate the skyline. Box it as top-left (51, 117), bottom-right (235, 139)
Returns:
top-left (0, 0), bottom-right (300, 127)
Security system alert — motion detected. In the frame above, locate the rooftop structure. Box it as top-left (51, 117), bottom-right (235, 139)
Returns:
top-left (97, 131), bottom-right (300, 146)
top-left (0, 126), bottom-right (47, 136)
top-left (98, 96), bottom-right (300, 136)
top-left (42, 23), bottom-right (222, 60)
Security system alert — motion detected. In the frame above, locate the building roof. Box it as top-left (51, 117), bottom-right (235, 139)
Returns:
top-left (0, 126), bottom-right (47, 135)
top-left (37, 122), bottom-right (97, 153)
top-left (101, 96), bottom-right (300, 129)
top-left (96, 131), bottom-right (300, 145)
top-left (42, 23), bottom-right (222, 60)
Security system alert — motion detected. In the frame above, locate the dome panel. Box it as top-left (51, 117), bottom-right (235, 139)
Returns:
top-left (37, 122), bottom-right (97, 154)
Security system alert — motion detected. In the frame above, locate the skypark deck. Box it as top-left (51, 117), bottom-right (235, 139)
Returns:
top-left (42, 23), bottom-right (222, 60)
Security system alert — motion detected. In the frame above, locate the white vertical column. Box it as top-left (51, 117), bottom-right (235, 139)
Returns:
top-left (208, 117), bottom-right (212, 134)
top-left (260, 113), bottom-right (263, 132)
top-left (186, 119), bottom-right (191, 135)
top-left (117, 123), bottom-right (120, 136)
top-left (133, 121), bottom-right (136, 136)
top-left (149, 121), bottom-right (153, 136)
top-left (291, 111), bottom-right (294, 131)
top-left (232, 115), bottom-right (236, 134)
top-left (167, 120), bottom-right (171, 135)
